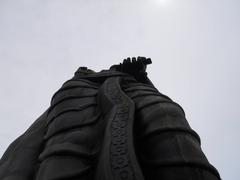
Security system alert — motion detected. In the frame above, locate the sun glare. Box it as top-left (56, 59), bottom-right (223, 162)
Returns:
top-left (155, 0), bottom-right (171, 6)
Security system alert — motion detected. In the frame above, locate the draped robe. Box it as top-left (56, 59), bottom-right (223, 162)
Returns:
top-left (0, 61), bottom-right (221, 180)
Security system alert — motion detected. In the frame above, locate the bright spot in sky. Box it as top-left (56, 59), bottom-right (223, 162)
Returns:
top-left (155, 0), bottom-right (171, 6)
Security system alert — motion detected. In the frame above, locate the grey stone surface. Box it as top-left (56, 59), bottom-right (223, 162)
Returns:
top-left (0, 58), bottom-right (221, 180)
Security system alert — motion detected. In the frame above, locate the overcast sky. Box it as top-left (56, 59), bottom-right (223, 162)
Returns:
top-left (0, 0), bottom-right (239, 179)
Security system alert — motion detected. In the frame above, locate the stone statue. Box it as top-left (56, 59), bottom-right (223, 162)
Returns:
top-left (0, 57), bottom-right (221, 180)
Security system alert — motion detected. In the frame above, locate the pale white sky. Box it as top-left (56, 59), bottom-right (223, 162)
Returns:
top-left (0, 0), bottom-right (239, 179)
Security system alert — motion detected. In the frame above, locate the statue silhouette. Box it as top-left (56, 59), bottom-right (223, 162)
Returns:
top-left (0, 57), bottom-right (221, 180)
